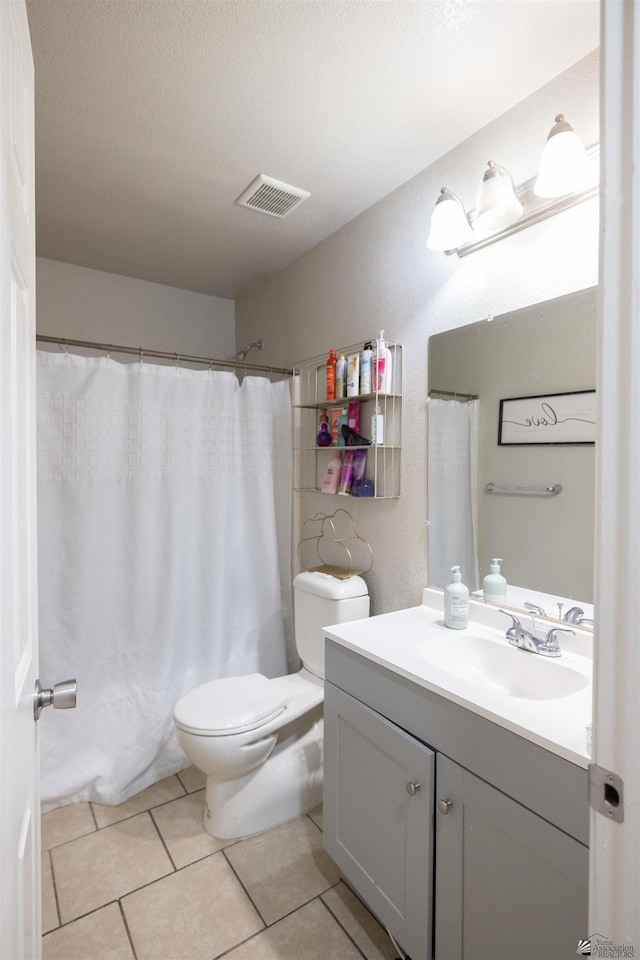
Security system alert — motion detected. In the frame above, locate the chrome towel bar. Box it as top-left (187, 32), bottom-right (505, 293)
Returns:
top-left (485, 482), bottom-right (562, 497)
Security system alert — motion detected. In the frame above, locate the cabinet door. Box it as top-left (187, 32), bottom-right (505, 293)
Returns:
top-left (435, 754), bottom-right (588, 960)
top-left (324, 682), bottom-right (434, 960)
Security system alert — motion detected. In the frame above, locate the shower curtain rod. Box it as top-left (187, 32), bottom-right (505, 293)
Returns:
top-left (35, 334), bottom-right (293, 377)
top-left (429, 388), bottom-right (479, 401)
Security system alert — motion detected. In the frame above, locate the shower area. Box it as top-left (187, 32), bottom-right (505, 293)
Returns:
top-left (36, 335), bottom-right (294, 812)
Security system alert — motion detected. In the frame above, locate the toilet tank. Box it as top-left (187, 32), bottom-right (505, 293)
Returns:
top-left (293, 571), bottom-right (369, 678)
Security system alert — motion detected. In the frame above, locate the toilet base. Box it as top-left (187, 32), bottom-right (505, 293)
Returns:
top-left (203, 705), bottom-right (323, 840)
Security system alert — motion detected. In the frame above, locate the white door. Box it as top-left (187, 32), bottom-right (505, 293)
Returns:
top-left (0, 2), bottom-right (40, 958)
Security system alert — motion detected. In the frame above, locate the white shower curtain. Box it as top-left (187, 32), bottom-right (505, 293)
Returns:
top-left (427, 398), bottom-right (479, 591)
top-left (37, 351), bottom-right (293, 810)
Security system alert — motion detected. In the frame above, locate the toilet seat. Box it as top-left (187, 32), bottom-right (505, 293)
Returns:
top-left (174, 673), bottom-right (287, 736)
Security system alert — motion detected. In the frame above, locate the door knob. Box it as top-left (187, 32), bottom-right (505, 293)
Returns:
top-left (406, 781), bottom-right (421, 796)
top-left (437, 798), bottom-right (453, 815)
top-left (33, 679), bottom-right (77, 720)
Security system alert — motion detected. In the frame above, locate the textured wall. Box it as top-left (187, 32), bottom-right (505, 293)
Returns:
top-left (236, 51), bottom-right (600, 616)
top-left (36, 258), bottom-right (235, 359)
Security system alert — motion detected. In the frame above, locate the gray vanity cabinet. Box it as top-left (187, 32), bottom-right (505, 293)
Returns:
top-left (435, 753), bottom-right (588, 960)
top-left (323, 681), bottom-right (435, 960)
top-left (323, 640), bottom-right (589, 960)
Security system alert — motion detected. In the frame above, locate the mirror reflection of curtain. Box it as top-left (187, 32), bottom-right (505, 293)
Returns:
top-left (427, 398), bottom-right (479, 591)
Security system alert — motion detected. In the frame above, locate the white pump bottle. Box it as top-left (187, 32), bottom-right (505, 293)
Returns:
top-left (444, 565), bottom-right (469, 629)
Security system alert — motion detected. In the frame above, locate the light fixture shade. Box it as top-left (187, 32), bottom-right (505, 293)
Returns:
top-left (427, 188), bottom-right (472, 251)
top-left (534, 114), bottom-right (590, 198)
top-left (472, 162), bottom-right (523, 236)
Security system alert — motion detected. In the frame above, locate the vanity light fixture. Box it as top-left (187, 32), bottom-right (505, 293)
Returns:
top-left (426, 187), bottom-right (473, 251)
top-left (534, 114), bottom-right (591, 198)
top-left (427, 113), bottom-right (598, 258)
top-left (472, 162), bottom-right (524, 236)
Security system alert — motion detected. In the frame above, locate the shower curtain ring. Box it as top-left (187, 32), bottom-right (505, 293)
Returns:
top-left (138, 348), bottom-right (144, 364)
top-left (174, 352), bottom-right (180, 368)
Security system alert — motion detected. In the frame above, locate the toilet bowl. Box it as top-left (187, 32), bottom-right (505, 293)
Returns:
top-left (173, 571), bottom-right (369, 839)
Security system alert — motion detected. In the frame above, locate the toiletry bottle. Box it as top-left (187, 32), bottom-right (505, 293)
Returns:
top-left (360, 341), bottom-right (373, 394)
top-left (338, 450), bottom-right (356, 496)
top-left (337, 412), bottom-right (348, 446)
top-left (370, 404), bottom-right (384, 444)
top-left (330, 407), bottom-right (342, 444)
top-left (374, 331), bottom-right (393, 393)
top-left (346, 353), bottom-right (360, 397)
top-left (321, 451), bottom-right (343, 494)
top-left (444, 565), bottom-right (469, 629)
top-left (316, 409), bottom-right (332, 447)
top-left (336, 354), bottom-right (347, 399)
top-left (326, 348), bottom-right (337, 401)
top-left (483, 558), bottom-right (507, 604)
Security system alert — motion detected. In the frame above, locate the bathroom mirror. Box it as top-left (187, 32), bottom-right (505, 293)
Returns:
top-left (427, 286), bottom-right (596, 613)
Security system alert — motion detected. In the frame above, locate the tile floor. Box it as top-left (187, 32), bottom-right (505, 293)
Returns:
top-left (41, 768), bottom-right (398, 960)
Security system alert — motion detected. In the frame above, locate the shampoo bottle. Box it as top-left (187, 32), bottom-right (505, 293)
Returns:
top-left (483, 558), bottom-right (507, 604)
top-left (444, 565), bottom-right (469, 629)
top-left (336, 354), bottom-right (347, 399)
top-left (360, 341), bottom-right (373, 394)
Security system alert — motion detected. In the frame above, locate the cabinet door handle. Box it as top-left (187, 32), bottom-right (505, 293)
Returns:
top-left (437, 798), bottom-right (453, 815)
top-left (406, 781), bottom-right (421, 796)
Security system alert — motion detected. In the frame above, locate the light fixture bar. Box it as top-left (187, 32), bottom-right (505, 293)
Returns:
top-left (451, 144), bottom-right (599, 258)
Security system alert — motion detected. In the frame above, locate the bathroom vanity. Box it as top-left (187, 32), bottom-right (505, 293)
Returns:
top-left (323, 590), bottom-right (591, 960)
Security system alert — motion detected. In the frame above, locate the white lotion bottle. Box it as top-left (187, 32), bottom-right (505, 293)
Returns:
top-left (375, 330), bottom-right (393, 394)
top-left (444, 565), bottom-right (469, 629)
top-left (370, 405), bottom-right (384, 445)
top-left (483, 558), bottom-right (507, 604)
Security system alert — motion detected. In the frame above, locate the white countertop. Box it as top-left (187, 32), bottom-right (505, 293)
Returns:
top-left (324, 589), bottom-right (593, 769)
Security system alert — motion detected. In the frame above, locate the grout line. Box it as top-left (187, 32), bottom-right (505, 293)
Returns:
top-left (220, 848), bottom-right (268, 928)
top-left (148, 809), bottom-right (178, 873)
top-left (318, 892), bottom-right (370, 960)
top-left (118, 898), bottom-right (138, 960)
top-left (45, 848), bottom-right (62, 933)
top-left (91, 788), bottom-right (191, 832)
top-left (175, 769), bottom-right (193, 794)
top-left (88, 802), bottom-right (100, 831)
top-left (305, 810), bottom-right (323, 833)
top-left (44, 898), bottom-right (120, 934)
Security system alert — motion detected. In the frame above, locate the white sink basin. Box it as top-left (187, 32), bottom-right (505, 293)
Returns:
top-left (418, 632), bottom-right (589, 701)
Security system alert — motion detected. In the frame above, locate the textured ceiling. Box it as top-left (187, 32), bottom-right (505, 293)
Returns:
top-left (27, 0), bottom-right (600, 299)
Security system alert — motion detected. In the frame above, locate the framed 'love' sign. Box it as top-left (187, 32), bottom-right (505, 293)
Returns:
top-left (498, 390), bottom-right (596, 445)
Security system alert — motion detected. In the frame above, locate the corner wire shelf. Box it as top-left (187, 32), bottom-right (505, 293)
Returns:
top-left (293, 341), bottom-right (402, 500)
top-left (298, 509), bottom-right (373, 579)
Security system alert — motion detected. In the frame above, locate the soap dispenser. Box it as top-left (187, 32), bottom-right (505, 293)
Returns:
top-left (444, 565), bottom-right (469, 629)
top-left (483, 558), bottom-right (507, 604)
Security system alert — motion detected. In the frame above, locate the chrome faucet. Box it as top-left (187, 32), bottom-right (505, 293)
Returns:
top-left (498, 611), bottom-right (574, 658)
top-left (524, 601), bottom-right (547, 618)
top-left (562, 606), bottom-right (585, 623)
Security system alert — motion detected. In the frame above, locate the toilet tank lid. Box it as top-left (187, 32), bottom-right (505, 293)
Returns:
top-left (174, 674), bottom-right (287, 735)
top-left (293, 571), bottom-right (368, 599)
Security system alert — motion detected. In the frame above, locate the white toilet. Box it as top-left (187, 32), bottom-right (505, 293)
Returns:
top-left (173, 571), bottom-right (369, 839)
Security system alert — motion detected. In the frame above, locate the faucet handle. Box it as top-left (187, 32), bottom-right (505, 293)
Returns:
top-left (545, 627), bottom-right (575, 652)
top-left (498, 610), bottom-right (521, 629)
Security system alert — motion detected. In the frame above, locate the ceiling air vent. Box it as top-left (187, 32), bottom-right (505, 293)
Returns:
top-left (236, 175), bottom-right (310, 219)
